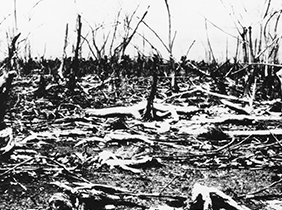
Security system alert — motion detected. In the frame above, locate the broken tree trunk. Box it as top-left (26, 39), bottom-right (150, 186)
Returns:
top-left (57, 23), bottom-right (69, 84)
top-left (170, 57), bottom-right (179, 92)
top-left (7, 33), bottom-right (21, 70)
top-left (241, 27), bottom-right (248, 63)
top-left (143, 71), bottom-right (158, 120)
top-left (68, 15), bottom-right (82, 92)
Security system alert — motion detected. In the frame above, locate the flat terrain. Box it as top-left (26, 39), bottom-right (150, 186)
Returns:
top-left (1, 74), bottom-right (282, 210)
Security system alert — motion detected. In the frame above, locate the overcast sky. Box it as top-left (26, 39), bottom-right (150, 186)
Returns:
top-left (0, 0), bottom-right (281, 61)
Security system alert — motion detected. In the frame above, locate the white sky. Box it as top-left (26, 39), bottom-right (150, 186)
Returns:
top-left (0, 0), bottom-right (281, 61)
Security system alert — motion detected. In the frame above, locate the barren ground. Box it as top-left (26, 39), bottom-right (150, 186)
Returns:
top-left (1, 74), bottom-right (282, 210)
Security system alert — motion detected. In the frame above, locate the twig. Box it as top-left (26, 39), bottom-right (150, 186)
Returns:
top-left (159, 169), bottom-right (188, 195)
top-left (109, 9), bottom-right (121, 56)
top-left (0, 157), bottom-right (34, 177)
top-left (255, 33), bottom-right (282, 60)
top-left (115, 6), bottom-right (149, 57)
top-left (185, 40), bottom-right (196, 57)
top-left (41, 156), bottom-right (92, 184)
top-left (205, 19), bottom-right (216, 63)
top-left (214, 137), bottom-right (236, 152)
top-left (164, 0), bottom-right (172, 54)
top-left (13, 0), bottom-right (18, 32)
top-left (141, 21), bottom-right (170, 53)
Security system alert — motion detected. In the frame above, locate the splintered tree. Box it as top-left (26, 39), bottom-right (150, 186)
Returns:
top-left (68, 15), bottom-right (82, 92)
top-left (143, 55), bottom-right (160, 121)
top-left (143, 70), bottom-right (158, 121)
top-left (57, 23), bottom-right (69, 84)
top-left (219, 0), bottom-right (282, 104)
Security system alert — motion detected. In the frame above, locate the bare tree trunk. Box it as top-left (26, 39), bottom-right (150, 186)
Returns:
top-left (241, 27), bottom-right (248, 63)
top-left (7, 33), bottom-right (20, 70)
top-left (248, 26), bottom-right (255, 63)
top-left (143, 71), bottom-right (158, 121)
top-left (68, 15), bottom-right (82, 92)
top-left (57, 23), bottom-right (68, 83)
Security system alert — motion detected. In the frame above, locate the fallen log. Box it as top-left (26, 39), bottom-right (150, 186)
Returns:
top-left (175, 114), bottom-right (282, 126)
top-left (178, 124), bottom-right (282, 138)
top-left (227, 129), bottom-right (282, 137)
top-left (85, 100), bottom-right (199, 120)
top-left (85, 105), bottom-right (142, 119)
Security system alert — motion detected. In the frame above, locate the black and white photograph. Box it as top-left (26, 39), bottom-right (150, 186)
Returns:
top-left (1, 0), bottom-right (282, 209)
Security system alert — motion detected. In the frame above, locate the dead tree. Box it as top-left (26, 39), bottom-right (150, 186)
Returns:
top-left (241, 27), bottom-right (248, 63)
top-left (68, 15), bottom-right (82, 92)
top-left (6, 33), bottom-right (21, 71)
top-left (143, 71), bottom-right (158, 121)
top-left (57, 23), bottom-right (69, 83)
top-left (113, 7), bottom-right (149, 59)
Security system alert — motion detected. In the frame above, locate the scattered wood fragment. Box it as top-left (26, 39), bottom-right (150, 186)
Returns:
top-left (53, 116), bottom-right (93, 124)
top-left (175, 114), bottom-right (282, 126)
top-left (165, 86), bottom-right (251, 104)
top-left (177, 122), bottom-right (282, 138)
top-left (0, 157), bottom-right (34, 177)
top-left (50, 181), bottom-right (147, 209)
top-left (50, 180), bottom-right (187, 210)
top-left (5, 55), bottom-right (282, 210)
